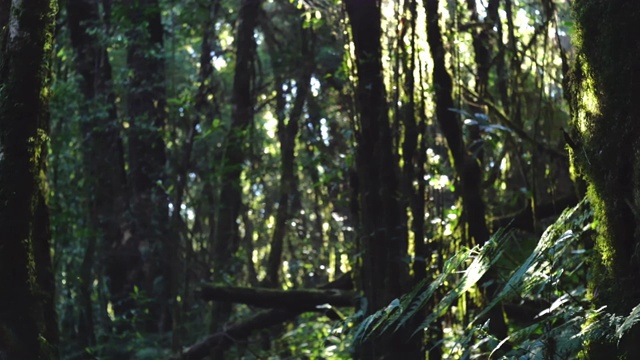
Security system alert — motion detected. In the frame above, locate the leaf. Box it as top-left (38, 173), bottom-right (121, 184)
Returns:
top-left (472, 203), bottom-right (585, 325)
top-left (616, 302), bottom-right (640, 341)
top-left (480, 123), bottom-right (513, 133)
top-left (393, 246), bottom-right (472, 332)
top-left (411, 227), bottom-right (512, 337)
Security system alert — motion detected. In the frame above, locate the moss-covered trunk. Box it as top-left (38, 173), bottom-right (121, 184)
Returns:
top-left (567, 1), bottom-right (640, 358)
top-left (0, 0), bottom-right (59, 358)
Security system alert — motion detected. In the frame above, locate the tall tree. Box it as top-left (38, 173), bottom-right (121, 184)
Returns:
top-left (214, 0), bottom-right (260, 276)
top-left (425, 0), bottom-right (489, 247)
top-left (67, 0), bottom-right (128, 346)
top-left (398, 0), bottom-right (432, 356)
top-left (424, 0), bottom-right (507, 342)
top-left (210, 0), bottom-right (261, 344)
top-left (169, 0), bottom-right (223, 351)
top-left (567, 1), bottom-right (640, 357)
top-left (463, 0), bottom-right (498, 114)
top-left (344, 0), bottom-right (420, 358)
top-left (125, 0), bottom-right (172, 332)
top-left (262, 12), bottom-right (313, 288)
top-left (0, 0), bottom-right (59, 358)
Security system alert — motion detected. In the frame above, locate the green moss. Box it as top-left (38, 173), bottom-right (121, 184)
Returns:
top-left (569, 1), bottom-right (640, 357)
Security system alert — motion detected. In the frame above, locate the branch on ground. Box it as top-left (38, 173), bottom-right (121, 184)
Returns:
top-left (198, 286), bottom-right (357, 309)
top-left (176, 273), bottom-right (355, 360)
top-left (177, 309), bottom-right (298, 360)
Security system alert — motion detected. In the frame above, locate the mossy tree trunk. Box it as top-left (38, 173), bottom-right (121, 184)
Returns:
top-left (0, 0), bottom-right (59, 358)
top-left (567, 1), bottom-right (640, 358)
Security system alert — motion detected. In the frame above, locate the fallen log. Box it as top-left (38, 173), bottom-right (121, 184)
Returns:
top-left (176, 273), bottom-right (354, 360)
top-left (177, 309), bottom-right (298, 360)
top-left (198, 286), bottom-right (357, 310)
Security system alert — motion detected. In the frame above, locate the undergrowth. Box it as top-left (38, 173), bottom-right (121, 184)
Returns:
top-left (343, 198), bottom-right (640, 358)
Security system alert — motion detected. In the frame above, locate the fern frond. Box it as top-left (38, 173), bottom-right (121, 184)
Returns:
top-left (616, 302), bottom-right (640, 341)
top-left (472, 201), bottom-right (587, 326)
top-left (410, 227), bottom-right (512, 337)
top-left (393, 246), bottom-right (472, 331)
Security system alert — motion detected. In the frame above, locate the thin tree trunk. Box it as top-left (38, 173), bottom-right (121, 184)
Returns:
top-left (213, 0), bottom-right (260, 283)
top-left (464, 0), bottom-right (493, 113)
top-left (424, 0), bottom-right (508, 344)
top-left (210, 2), bottom-right (261, 356)
top-left (262, 17), bottom-right (313, 288)
top-left (169, 1), bottom-right (222, 352)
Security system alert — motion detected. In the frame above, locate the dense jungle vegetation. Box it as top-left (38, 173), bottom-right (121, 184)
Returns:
top-left (2, 0), bottom-right (640, 359)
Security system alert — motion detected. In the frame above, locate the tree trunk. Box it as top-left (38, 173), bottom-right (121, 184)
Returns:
top-left (124, 0), bottom-right (171, 332)
top-left (214, 0), bottom-right (260, 279)
top-left (567, 1), bottom-right (640, 358)
top-left (262, 15), bottom-right (312, 288)
top-left (0, 0), bottom-right (59, 358)
top-left (67, 0), bottom-right (129, 346)
top-left (344, 0), bottom-right (420, 358)
top-left (424, 0), bottom-right (507, 343)
top-left (168, 1), bottom-right (223, 352)
top-left (210, 0), bottom-right (260, 352)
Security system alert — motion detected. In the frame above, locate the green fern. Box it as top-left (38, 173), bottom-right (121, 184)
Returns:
top-left (411, 228), bottom-right (511, 337)
top-left (346, 197), bottom-right (634, 359)
top-left (346, 227), bottom-right (513, 345)
top-left (616, 302), bottom-right (640, 341)
top-left (392, 246), bottom-right (473, 333)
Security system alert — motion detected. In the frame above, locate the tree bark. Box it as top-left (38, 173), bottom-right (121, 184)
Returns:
top-left (199, 286), bottom-right (356, 309)
top-left (124, 0), bottom-right (171, 332)
top-left (210, 0), bottom-right (261, 346)
top-left (344, 0), bottom-right (420, 358)
top-left (0, 0), bottom-right (59, 358)
top-left (567, 1), bottom-right (640, 357)
top-left (67, 0), bottom-right (129, 346)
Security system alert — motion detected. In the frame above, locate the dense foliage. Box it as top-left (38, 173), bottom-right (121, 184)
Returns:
top-left (5, 0), bottom-right (633, 358)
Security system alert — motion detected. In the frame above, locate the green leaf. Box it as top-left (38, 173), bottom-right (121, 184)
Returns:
top-left (616, 302), bottom-right (640, 340)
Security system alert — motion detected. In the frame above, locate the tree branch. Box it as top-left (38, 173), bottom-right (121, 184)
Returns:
top-left (176, 273), bottom-right (354, 360)
top-left (177, 309), bottom-right (298, 360)
top-left (199, 286), bottom-right (357, 309)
